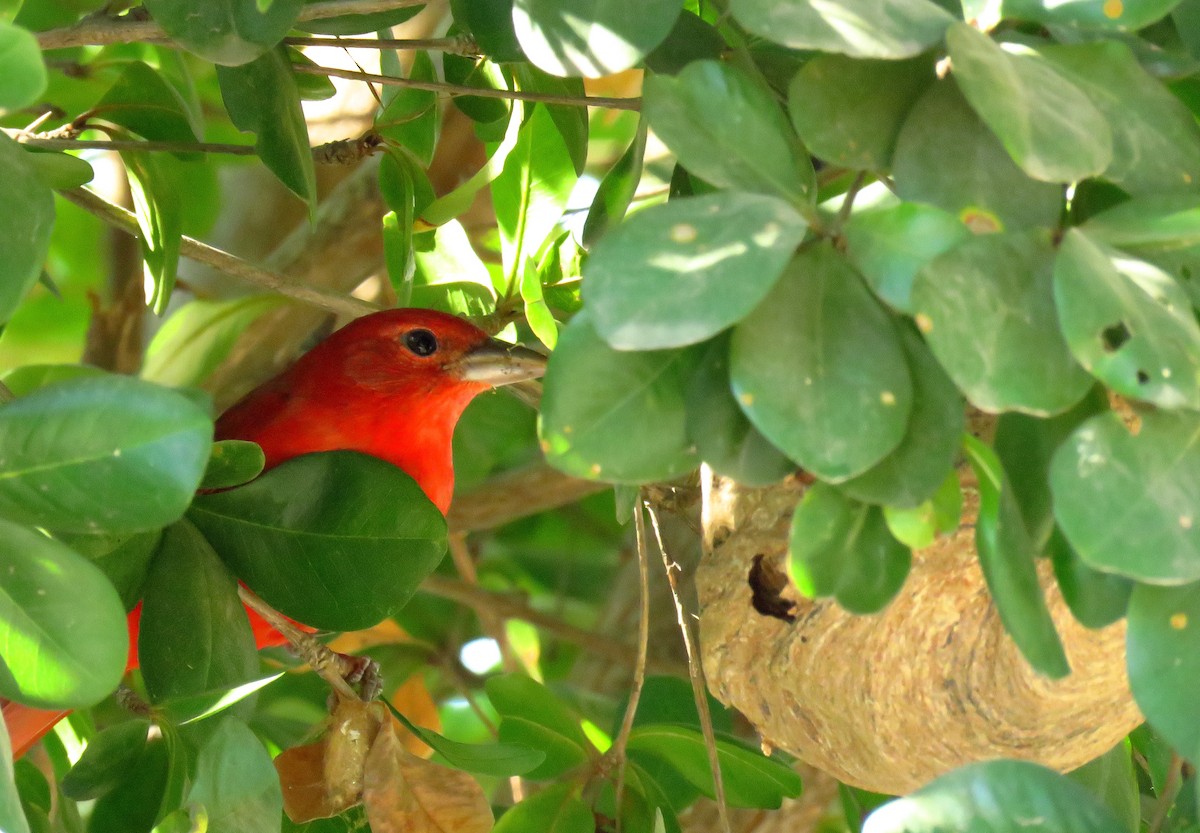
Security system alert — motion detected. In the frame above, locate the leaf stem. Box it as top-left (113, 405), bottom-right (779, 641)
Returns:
top-left (60, 186), bottom-right (380, 318)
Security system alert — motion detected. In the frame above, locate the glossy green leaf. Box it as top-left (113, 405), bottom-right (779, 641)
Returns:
top-left (189, 451), bottom-right (448, 631)
top-left (452, 0), bottom-right (525, 62)
top-left (882, 470), bottom-right (962, 549)
top-left (1048, 530), bottom-right (1132, 630)
top-left (844, 203), bottom-right (970, 314)
top-left (139, 521), bottom-right (257, 705)
top-left (788, 483), bottom-right (912, 614)
top-left (0, 717), bottom-right (30, 833)
top-left (914, 229), bottom-right (1091, 415)
top-left (788, 54), bottom-right (932, 170)
top-left (121, 149), bottom-right (182, 315)
top-left (0, 21), bottom-right (45, 109)
top-left (0, 134), bottom-right (54, 326)
top-left (514, 66), bottom-right (589, 175)
top-left (1001, 0), bottom-right (1181, 30)
top-left (497, 716), bottom-right (591, 779)
top-left (199, 440), bottom-right (265, 491)
top-left (217, 47), bottom-right (316, 211)
top-left (1127, 580), bottom-right (1200, 761)
top-left (296, 7), bottom-right (421, 34)
top-left (732, 0), bottom-right (953, 58)
top-left (0, 518), bottom-right (127, 709)
top-left (493, 104), bottom-right (578, 294)
top-left (157, 672), bottom-right (283, 726)
top-left (0, 375), bottom-right (212, 534)
top-left (585, 193), bottom-right (808, 350)
top-left (60, 528), bottom-right (161, 610)
top-left (422, 100), bottom-right (523, 226)
top-left (143, 295), bottom-right (284, 389)
top-left (583, 120), bottom-right (647, 247)
top-left (1083, 194), bottom-right (1200, 251)
top-left (1051, 409), bottom-right (1200, 584)
top-left (626, 725), bottom-right (803, 809)
top-left (24, 150), bottom-right (94, 190)
top-left (1054, 229), bottom-right (1200, 410)
top-left (993, 386), bottom-right (1108, 548)
top-left (893, 81), bottom-right (1063, 231)
top-left (540, 313), bottom-right (698, 483)
top-left (87, 737), bottom-right (170, 833)
top-left (95, 61), bottom-right (200, 150)
top-left (144, 0), bottom-right (303, 65)
top-left (187, 717), bottom-right (282, 833)
top-left (1068, 742), bottom-right (1139, 833)
top-left (389, 707), bottom-right (546, 777)
top-left (864, 759), bottom-right (1126, 833)
top-left (685, 336), bottom-right (794, 487)
top-left (375, 50), bottom-right (438, 166)
top-left (731, 246), bottom-right (912, 482)
top-left (486, 673), bottom-right (591, 749)
top-left (1042, 41), bottom-right (1200, 195)
top-left (645, 10), bottom-right (725, 74)
top-left (492, 782), bottom-right (593, 833)
top-left (644, 61), bottom-right (814, 206)
top-left (838, 328), bottom-right (965, 508)
top-left (964, 436), bottom-right (1069, 678)
top-left (512, 0), bottom-right (680, 76)
top-left (61, 720), bottom-right (150, 801)
top-left (947, 24), bottom-right (1111, 183)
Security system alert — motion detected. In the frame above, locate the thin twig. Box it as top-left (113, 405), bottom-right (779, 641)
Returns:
top-left (60, 187), bottom-right (379, 318)
top-left (37, 0), bottom-right (427, 50)
top-left (1148, 752), bottom-right (1183, 833)
top-left (448, 533), bottom-right (520, 673)
top-left (607, 498), bottom-right (653, 833)
top-left (11, 134), bottom-right (258, 156)
top-left (292, 64), bottom-right (642, 111)
top-left (834, 171), bottom-right (868, 229)
top-left (420, 574), bottom-right (686, 677)
top-left (285, 35), bottom-right (479, 56)
top-left (646, 502), bottom-right (732, 833)
top-left (237, 586), bottom-right (359, 702)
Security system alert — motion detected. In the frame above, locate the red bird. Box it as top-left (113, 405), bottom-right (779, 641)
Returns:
top-left (4, 308), bottom-right (546, 759)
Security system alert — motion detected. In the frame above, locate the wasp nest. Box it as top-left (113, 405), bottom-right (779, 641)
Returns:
top-left (695, 469), bottom-right (1141, 795)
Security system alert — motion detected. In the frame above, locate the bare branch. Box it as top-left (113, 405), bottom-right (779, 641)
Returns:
top-left (285, 35), bottom-right (480, 56)
top-left (447, 463), bottom-right (609, 533)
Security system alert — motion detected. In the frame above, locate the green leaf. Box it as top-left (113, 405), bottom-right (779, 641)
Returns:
top-left (1127, 581), bottom-right (1200, 762)
top-left (24, 150), bottom-right (94, 190)
top-left (732, 0), bottom-right (953, 58)
top-left (1001, 0), bottom-right (1181, 30)
top-left (87, 737), bottom-right (170, 833)
top-left (0, 135), bottom-right (54, 326)
top-left (893, 81), bottom-right (1063, 231)
top-left (121, 149), bottom-right (182, 315)
top-left (497, 716), bottom-right (591, 779)
top-left (913, 229), bottom-right (1091, 415)
top-left (964, 435), bottom-right (1070, 678)
top-left (845, 204), bottom-right (971, 315)
top-left (61, 720), bottom-right (150, 801)
top-left (492, 782), bottom-right (593, 833)
top-left (731, 246), bottom-right (912, 482)
top-left (0, 375), bottom-right (212, 534)
top-left (512, 0), bottom-right (680, 76)
top-left (863, 759), bottom-right (1126, 833)
top-left (882, 470), bottom-right (962, 549)
top-left (946, 24), bottom-right (1111, 183)
top-left (189, 451), bottom-right (448, 631)
top-left (200, 440), bottom-right (265, 491)
top-left (788, 53), bottom-right (932, 170)
top-left (644, 61), bottom-right (814, 207)
top-left (0, 20), bottom-right (45, 109)
top-left (685, 336), bottom-right (795, 488)
top-left (1048, 530), bottom-right (1132, 630)
top-left (422, 100), bottom-right (524, 226)
top-left (139, 521), bottom-right (257, 706)
top-left (0, 518), bottom-right (127, 709)
top-left (838, 328), bottom-right (965, 508)
top-left (540, 313), bottom-right (698, 483)
top-left (157, 673), bottom-right (284, 727)
top-left (1051, 409), bottom-right (1200, 584)
top-left (452, 0), bottom-right (525, 62)
top-left (1054, 229), bottom-right (1200, 411)
top-left (0, 717), bottom-right (31, 833)
top-left (187, 717), bottom-right (282, 833)
top-left (217, 47), bottom-right (316, 212)
top-left (486, 673), bottom-right (591, 749)
top-left (95, 61), bottom-right (201, 151)
top-left (143, 0), bottom-right (303, 65)
top-left (582, 121), bottom-right (647, 248)
top-left (626, 725), bottom-right (803, 809)
top-left (585, 192), bottom-right (808, 350)
top-left (788, 483), bottom-right (912, 614)
top-left (296, 7), bottom-right (421, 34)
top-left (375, 50), bottom-right (438, 166)
top-left (1041, 41), bottom-right (1200, 195)
top-left (143, 295), bottom-right (284, 389)
top-left (493, 104), bottom-right (578, 294)
top-left (1083, 194), bottom-right (1200, 252)
top-left (513, 66), bottom-right (589, 175)
top-left (1068, 742), bottom-right (1139, 833)
top-left (388, 707), bottom-right (546, 777)
top-left (61, 528), bottom-right (161, 610)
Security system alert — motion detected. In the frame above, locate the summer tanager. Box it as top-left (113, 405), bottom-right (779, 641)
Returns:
top-left (3, 308), bottom-right (546, 759)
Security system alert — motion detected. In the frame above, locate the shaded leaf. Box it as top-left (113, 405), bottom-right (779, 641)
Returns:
top-left (122, 149), bottom-right (182, 315)
top-left (0, 21), bottom-right (46, 109)
top-left (144, 295), bottom-right (283, 389)
top-left (1127, 581), bottom-right (1200, 761)
top-left (582, 120), bottom-right (647, 247)
top-left (189, 718), bottom-right (283, 833)
top-left (0, 135), bottom-right (54, 326)
top-left (375, 51), bottom-right (438, 167)
top-left (0, 716), bottom-right (31, 833)
top-left (61, 720), bottom-right (150, 801)
top-left (1001, 0), bottom-right (1182, 30)
top-left (497, 716), bottom-right (590, 780)
top-left (144, 0), bottom-right (303, 65)
top-left (96, 61), bottom-right (200, 151)
top-left (1048, 530), bottom-right (1132, 630)
top-left (200, 440), bottom-right (266, 491)
top-left (492, 782), bottom-right (593, 833)
top-left (23, 150), bottom-right (94, 190)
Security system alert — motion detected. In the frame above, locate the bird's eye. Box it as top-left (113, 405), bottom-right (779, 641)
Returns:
top-left (403, 328), bottom-right (439, 357)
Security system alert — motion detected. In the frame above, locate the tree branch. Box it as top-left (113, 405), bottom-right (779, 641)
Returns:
top-left (60, 186), bottom-right (379, 318)
top-left (10, 130), bottom-right (386, 164)
top-left (447, 462), bottom-right (609, 533)
top-left (285, 35), bottom-right (479, 56)
top-left (36, 0), bottom-right (427, 51)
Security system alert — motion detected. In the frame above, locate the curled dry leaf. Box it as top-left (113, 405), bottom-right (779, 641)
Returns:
top-left (364, 721), bottom-right (494, 833)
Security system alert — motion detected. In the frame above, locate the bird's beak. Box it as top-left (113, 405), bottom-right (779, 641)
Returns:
top-left (455, 338), bottom-right (547, 387)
